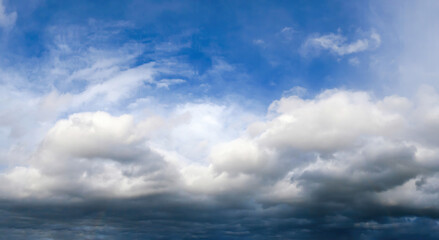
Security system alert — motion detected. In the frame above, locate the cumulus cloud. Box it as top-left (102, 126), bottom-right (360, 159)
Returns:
top-left (0, 112), bottom-right (178, 200)
top-left (2, 87), bottom-right (439, 238)
top-left (302, 30), bottom-right (381, 56)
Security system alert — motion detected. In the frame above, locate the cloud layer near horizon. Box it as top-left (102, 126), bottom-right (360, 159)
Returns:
top-left (2, 86), bottom-right (439, 239)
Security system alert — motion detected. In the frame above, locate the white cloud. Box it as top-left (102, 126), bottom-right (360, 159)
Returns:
top-left (180, 87), bottom-right (439, 209)
top-left (369, 1), bottom-right (439, 95)
top-left (260, 90), bottom-right (405, 152)
top-left (282, 86), bottom-right (308, 98)
top-left (210, 138), bottom-right (276, 176)
top-left (302, 30), bottom-right (381, 56)
top-left (155, 78), bottom-right (186, 89)
top-left (349, 57), bottom-right (360, 66)
top-left (280, 26), bottom-right (295, 40)
top-left (2, 86), bottom-right (439, 218)
top-left (71, 62), bottom-right (156, 106)
top-left (0, 0), bottom-right (16, 29)
top-left (253, 39), bottom-right (265, 46)
top-left (0, 111), bottom-right (178, 199)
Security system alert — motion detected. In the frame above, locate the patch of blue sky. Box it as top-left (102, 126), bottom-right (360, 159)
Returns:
top-left (1, 0), bottom-right (384, 110)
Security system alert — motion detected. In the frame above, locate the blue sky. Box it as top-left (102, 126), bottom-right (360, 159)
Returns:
top-left (1, 0), bottom-right (384, 104)
top-left (2, 0), bottom-right (439, 239)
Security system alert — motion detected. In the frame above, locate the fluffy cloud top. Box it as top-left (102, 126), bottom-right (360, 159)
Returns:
top-left (2, 87), bottom-right (439, 238)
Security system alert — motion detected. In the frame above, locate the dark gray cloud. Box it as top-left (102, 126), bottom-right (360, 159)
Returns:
top-left (1, 196), bottom-right (439, 239)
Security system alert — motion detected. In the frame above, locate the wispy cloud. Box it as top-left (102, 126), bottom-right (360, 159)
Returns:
top-left (280, 26), bottom-right (295, 40)
top-left (0, 0), bottom-right (16, 29)
top-left (302, 30), bottom-right (381, 57)
top-left (155, 78), bottom-right (186, 89)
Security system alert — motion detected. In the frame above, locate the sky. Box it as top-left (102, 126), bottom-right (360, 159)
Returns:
top-left (1, 0), bottom-right (439, 239)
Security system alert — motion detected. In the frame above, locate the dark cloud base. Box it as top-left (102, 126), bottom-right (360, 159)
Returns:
top-left (1, 195), bottom-right (439, 240)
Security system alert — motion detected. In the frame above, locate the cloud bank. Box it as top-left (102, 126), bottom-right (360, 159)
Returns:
top-left (2, 86), bottom-right (439, 239)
